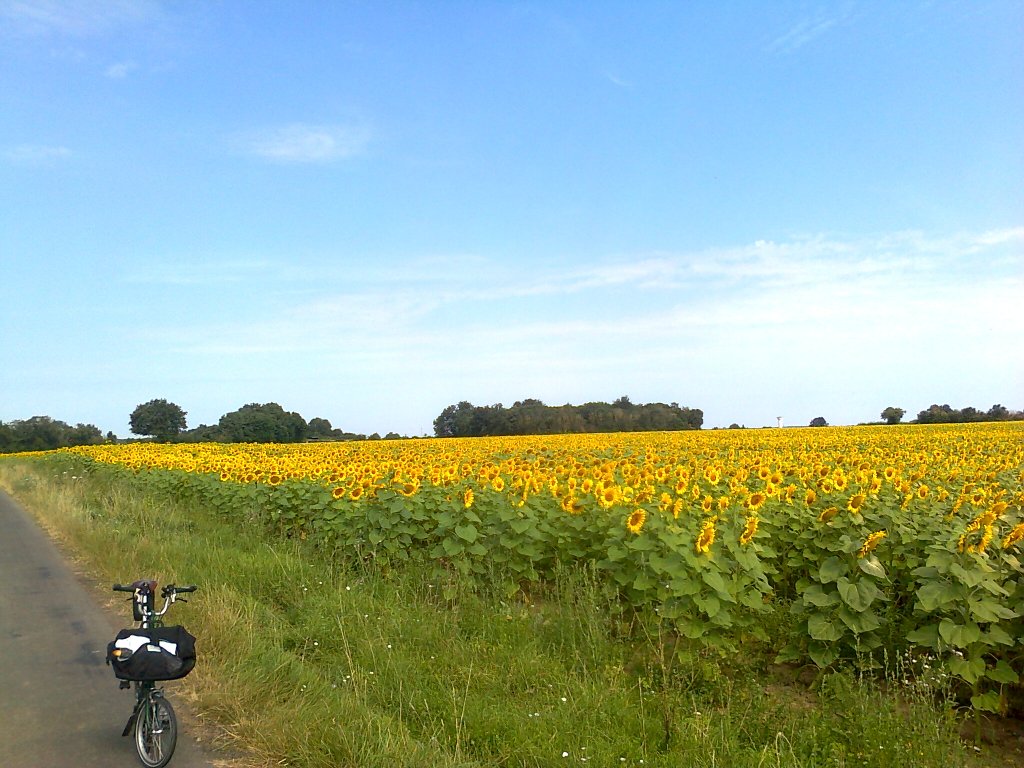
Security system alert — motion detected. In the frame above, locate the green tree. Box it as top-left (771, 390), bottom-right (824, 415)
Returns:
top-left (809, 416), bottom-right (828, 427)
top-left (307, 417), bottom-right (335, 439)
top-left (130, 399), bottom-right (187, 442)
top-left (217, 403), bottom-right (307, 443)
top-left (880, 406), bottom-right (905, 425)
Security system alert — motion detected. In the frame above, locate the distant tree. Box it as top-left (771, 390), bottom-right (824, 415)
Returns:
top-left (880, 407), bottom-right (905, 425)
top-left (916, 404), bottom-right (954, 424)
top-left (0, 416), bottom-right (104, 453)
top-left (432, 398), bottom-right (703, 437)
top-left (218, 403), bottom-right (307, 443)
top-left (809, 417), bottom-right (828, 427)
top-left (307, 417), bottom-right (334, 439)
top-left (987, 404), bottom-right (1009, 421)
top-left (130, 399), bottom-right (187, 442)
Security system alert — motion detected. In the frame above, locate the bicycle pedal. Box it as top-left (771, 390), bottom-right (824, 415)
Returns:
top-left (119, 680), bottom-right (131, 689)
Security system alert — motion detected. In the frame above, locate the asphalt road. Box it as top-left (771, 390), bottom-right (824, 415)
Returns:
top-left (0, 490), bottom-right (220, 768)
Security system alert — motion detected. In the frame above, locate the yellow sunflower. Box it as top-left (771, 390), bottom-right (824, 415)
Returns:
top-left (626, 508), bottom-right (647, 534)
top-left (739, 515), bottom-right (759, 546)
top-left (695, 518), bottom-right (716, 554)
top-left (857, 530), bottom-right (887, 558)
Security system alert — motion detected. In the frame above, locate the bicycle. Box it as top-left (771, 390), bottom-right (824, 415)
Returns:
top-left (107, 580), bottom-right (198, 768)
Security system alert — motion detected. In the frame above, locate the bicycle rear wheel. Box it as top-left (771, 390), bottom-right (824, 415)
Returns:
top-left (134, 692), bottom-right (177, 768)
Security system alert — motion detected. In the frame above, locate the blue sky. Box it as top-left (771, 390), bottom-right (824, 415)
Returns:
top-left (2, 1), bottom-right (1022, 437)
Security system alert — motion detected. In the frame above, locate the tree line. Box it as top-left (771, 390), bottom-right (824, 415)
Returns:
top-left (432, 397), bottom-right (704, 437)
top-left (0, 416), bottom-right (109, 453)
top-left (3, 398), bottom-right (1022, 454)
top-left (130, 400), bottom-right (380, 444)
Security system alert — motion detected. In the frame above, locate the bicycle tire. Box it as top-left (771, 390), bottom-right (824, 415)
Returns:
top-left (134, 692), bottom-right (177, 768)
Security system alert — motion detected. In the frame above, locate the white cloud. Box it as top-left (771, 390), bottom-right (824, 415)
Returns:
top-left (116, 226), bottom-right (1023, 432)
top-left (0, 0), bottom-right (162, 37)
top-left (236, 123), bottom-right (371, 164)
top-left (766, 6), bottom-right (853, 54)
top-left (4, 143), bottom-right (71, 164)
top-left (105, 60), bottom-right (137, 78)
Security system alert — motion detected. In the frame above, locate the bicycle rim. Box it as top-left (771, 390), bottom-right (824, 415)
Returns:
top-left (134, 693), bottom-right (177, 768)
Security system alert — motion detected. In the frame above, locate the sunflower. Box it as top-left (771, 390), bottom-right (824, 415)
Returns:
top-left (804, 488), bottom-right (817, 506)
top-left (491, 476), bottom-right (505, 492)
top-left (598, 484), bottom-right (621, 509)
top-left (626, 508), bottom-right (647, 534)
top-left (561, 495), bottom-right (585, 515)
top-left (331, 486), bottom-right (346, 500)
top-left (818, 506), bottom-right (839, 523)
top-left (463, 488), bottom-right (474, 508)
top-left (1002, 523), bottom-right (1024, 550)
top-left (747, 491), bottom-right (767, 511)
top-left (916, 484), bottom-right (929, 500)
top-left (739, 515), bottom-right (759, 546)
top-left (847, 493), bottom-right (866, 514)
top-left (977, 524), bottom-right (995, 554)
top-left (857, 530), bottom-right (887, 558)
top-left (695, 518), bottom-right (716, 554)
top-left (398, 479), bottom-right (420, 497)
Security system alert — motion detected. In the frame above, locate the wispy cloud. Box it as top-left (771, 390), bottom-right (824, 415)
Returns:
top-left (0, 0), bottom-right (162, 37)
top-left (235, 123), bottom-right (372, 164)
top-left (3, 143), bottom-right (72, 164)
top-left (122, 258), bottom-right (278, 285)
top-left (766, 6), bottom-right (853, 54)
top-left (105, 60), bottom-right (137, 79)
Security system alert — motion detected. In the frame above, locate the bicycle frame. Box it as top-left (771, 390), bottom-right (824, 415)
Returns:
top-left (111, 580), bottom-right (196, 767)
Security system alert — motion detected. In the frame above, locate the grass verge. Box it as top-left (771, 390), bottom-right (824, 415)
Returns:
top-left (1, 457), bottom-right (1017, 767)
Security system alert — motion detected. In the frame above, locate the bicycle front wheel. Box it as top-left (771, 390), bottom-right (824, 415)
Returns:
top-left (134, 692), bottom-right (177, 768)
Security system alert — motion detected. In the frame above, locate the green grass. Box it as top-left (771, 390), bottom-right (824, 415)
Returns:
top-left (1, 457), bottom-right (1015, 768)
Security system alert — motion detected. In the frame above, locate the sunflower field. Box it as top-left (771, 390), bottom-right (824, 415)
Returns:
top-left (58, 422), bottom-right (1024, 712)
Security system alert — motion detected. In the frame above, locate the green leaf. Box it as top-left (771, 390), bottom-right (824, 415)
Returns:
top-left (701, 568), bottom-right (729, 598)
top-left (441, 538), bottom-right (464, 557)
top-left (802, 583), bottom-right (840, 608)
top-left (949, 562), bottom-right (985, 588)
top-left (837, 577), bottom-right (866, 611)
top-left (987, 660), bottom-right (1019, 684)
top-left (984, 624), bottom-right (1016, 646)
top-left (857, 556), bottom-right (886, 579)
top-left (509, 519), bottom-right (532, 535)
top-left (808, 613), bottom-right (844, 642)
top-left (677, 618), bottom-right (706, 639)
top-left (970, 692), bottom-right (1003, 714)
top-left (818, 556), bottom-right (848, 583)
top-left (695, 594), bottom-right (721, 619)
top-left (969, 597), bottom-right (1019, 623)
top-left (808, 641), bottom-right (840, 668)
top-left (906, 623), bottom-right (940, 649)
top-left (917, 581), bottom-right (959, 611)
top-left (454, 524), bottom-right (478, 543)
top-left (949, 656), bottom-right (986, 684)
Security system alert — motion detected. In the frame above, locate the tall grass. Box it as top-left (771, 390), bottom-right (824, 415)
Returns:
top-left (0, 458), bottom-right (1001, 767)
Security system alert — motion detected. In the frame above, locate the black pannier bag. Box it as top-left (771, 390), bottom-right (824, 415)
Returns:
top-left (107, 625), bottom-right (197, 681)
